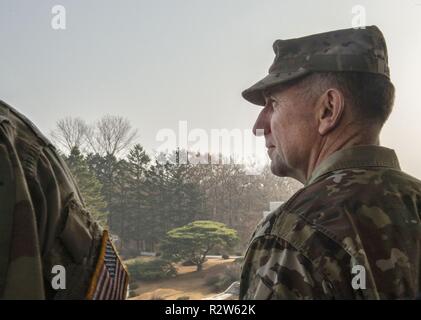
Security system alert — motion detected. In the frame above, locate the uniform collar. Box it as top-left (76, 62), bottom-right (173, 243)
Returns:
top-left (306, 145), bottom-right (401, 186)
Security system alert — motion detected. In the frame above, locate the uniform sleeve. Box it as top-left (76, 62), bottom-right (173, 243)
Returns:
top-left (0, 112), bottom-right (103, 299)
top-left (32, 147), bottom-right (105, 299)
top-left (240, 235), bottom-right (357, 300)
top-left (0, 119), bottom-right (45, 299)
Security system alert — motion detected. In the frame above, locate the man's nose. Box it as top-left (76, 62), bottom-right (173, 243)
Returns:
top-left (253, 107), bottom-right (271, 137)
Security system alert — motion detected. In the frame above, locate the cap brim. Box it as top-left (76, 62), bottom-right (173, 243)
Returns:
top-left (241, 69), bottom-right (311, 106)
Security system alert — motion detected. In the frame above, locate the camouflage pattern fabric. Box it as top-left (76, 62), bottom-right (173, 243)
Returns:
top-left (0, 100), bottom-right (126, 299)
top-left (240, 145), bottom-right (421, 299)
top-left (242, 25), bottom-right (389, 106)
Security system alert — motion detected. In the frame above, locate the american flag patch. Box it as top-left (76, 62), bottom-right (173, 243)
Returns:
top-left (86, 230), bottom-right (129, 300)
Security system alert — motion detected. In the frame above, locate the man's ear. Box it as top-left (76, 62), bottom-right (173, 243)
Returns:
top-left (317, 88), bottom-right (345, 135)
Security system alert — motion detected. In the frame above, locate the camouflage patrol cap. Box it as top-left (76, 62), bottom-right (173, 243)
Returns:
top-left (242, 25), bottom-right (390, 106)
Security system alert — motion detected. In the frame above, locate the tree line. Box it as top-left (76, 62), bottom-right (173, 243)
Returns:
top-left (51, 115), bottom-right (301, 257)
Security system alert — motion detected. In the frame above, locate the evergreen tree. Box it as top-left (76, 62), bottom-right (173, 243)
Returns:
top-left (126, 144), bottom-right (152, 252)
top-left (65, 147), bottom-right (108, 225)
top-left (86, 152), bottom-right (119, 229)
top-left (112, 159), bottom-right (132, 245)
top-left (159, 150), bottom-right (203, 228)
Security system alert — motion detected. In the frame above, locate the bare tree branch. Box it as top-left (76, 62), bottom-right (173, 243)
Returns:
top-left (50, 117), bottom-right (89, 154)
top-left (87, 115), bottom-right (137, 157)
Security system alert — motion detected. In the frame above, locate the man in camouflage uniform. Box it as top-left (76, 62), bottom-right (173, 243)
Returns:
top-left (0, 100), bottom-right (128, 299)
top-left (240, 26), bottom-right (421, 299)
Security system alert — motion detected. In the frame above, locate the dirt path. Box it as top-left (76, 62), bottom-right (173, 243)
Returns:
top-left (130, 258), bottom-right (235, 300)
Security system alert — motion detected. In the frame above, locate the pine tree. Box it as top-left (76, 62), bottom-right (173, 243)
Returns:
top-left (126, 144), bottom-right (152, 252)
top-left (112, 159), bottom-right (132, 246)
top-left (65, 147), bottom-right (108, 225)
top-left (86, 152), bottom-right (121, 230)
top-left (161, 149), bottom-right (203, 228)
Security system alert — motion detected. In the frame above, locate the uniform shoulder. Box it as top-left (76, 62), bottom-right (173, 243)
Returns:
top-left (383, 167), bottom-right (421, 191)
top-left (288, 166), bottom-right (421, 222)
top-left (248, 204), bottom-right (284, 242)
top-left (269, 166), bottom-right (421, 262)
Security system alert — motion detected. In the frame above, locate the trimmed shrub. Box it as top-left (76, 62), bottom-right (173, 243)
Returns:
top-left (204, 262), bottom-right (241, 292)
top-left (181, 259), bottom-right (196, 266)
top-left (204, 275), bottom-right (220, 287)
top-left (181, 258), bottom-right (208, 267)
top-left (127, 258), bottom-right (177, 281)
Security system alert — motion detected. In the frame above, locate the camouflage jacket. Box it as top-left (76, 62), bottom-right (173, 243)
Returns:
top-left (240, 145), bottom-right (421, 300)
top-left (0, 100), bottom-right (127, 299)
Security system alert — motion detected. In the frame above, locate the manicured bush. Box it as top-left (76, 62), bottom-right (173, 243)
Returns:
top-left (181, 259), bottom-right (196, 266)
top-left (204, 262), bottom-right (241, 292)
top-left (127, 258), bottom-right (177, 281)
top-left (204, 275), bottom-right (220, 287)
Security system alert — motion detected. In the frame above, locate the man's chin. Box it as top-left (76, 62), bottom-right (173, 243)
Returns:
top-left (270, 160), bottom-right (304, 183)
top-left (270, 160), bottom-right (289, 178)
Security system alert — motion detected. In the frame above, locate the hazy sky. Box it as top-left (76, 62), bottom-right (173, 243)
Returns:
top-left (1, 0), bottom-right (421, 176)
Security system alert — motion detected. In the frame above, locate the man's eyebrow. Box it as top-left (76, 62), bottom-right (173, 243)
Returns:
top-left (263, 92), bottom-right (278, 103)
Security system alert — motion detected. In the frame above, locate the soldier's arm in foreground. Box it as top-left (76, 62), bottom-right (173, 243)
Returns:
top-left (0, 101), bottom-right (128, 299)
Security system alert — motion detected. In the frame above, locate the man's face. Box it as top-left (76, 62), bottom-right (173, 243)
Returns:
top-left (253, 84), bottom-right (317, 180)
